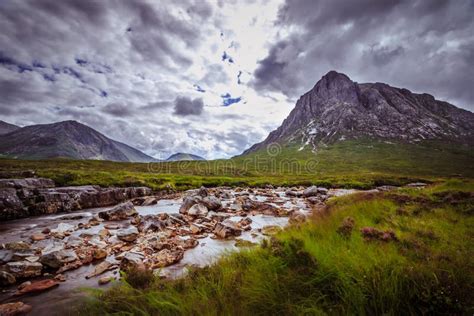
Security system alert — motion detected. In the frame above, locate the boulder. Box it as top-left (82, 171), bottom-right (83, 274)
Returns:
top-left (285, 190), bottom-right (303, 197)
top-left (40, 249), bottom-right (78, 269)
top-left (0, 302), bottom-right (32, 316)
top-left (201, 196), bottom-right (222, 211)
top-left (14, 279), bottom-right (59, 296)
top-left (187, 203), bottom-right (208, 217)
top-left (303, 186), bottom-right (319, 197)
top-left (197, 186), bottom-right (209, 197)
top-left (6, 261), bottom-right (42, 278)
top-left (0, 178), bottom-right (55, 189)
top-left (86, 260), bottom-right (116, 279)
top-left (116, 226), bottom-right (139, 242)
top-left (0, 271), bottom-right (16, 286)
top-left (214, 219), bottom-right (242, 239)
top-left (98, 201), bottom-right (137, 221)
top-left (0, 249), bottom-right (13, 264)
top-left (119, 252), bottom-right (145, 271)
top-left (51, 223), bottom-right (75, 233)
top-left (151, 249), bottom-right (184, 268)
top-left (179, 196), bottom-right (200, 214)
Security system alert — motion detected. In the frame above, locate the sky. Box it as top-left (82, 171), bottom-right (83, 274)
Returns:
top-left (0, 0), bottom-right (473, 159)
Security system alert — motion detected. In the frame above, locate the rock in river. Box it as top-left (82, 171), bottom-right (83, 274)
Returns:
top-left (40, 249), bottom-right (78, 269)
top-left (213, 219), bottom-right (242, 239)
top-left (6, 261), bottom-right (42, 278)
top-left (116, 226), bottom-right (139, 242)
top-left (14, 279), bottom-right (59, 296)
top-left (98, 201), bottom-right (138, 221)
top-left (0, 271), bottom-right (16, 286)
top-left (0, 302), bottom-right (32, 316)
top-left (187, 203), bottom-right (208, 217)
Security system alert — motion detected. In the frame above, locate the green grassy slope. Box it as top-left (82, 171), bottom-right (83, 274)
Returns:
top-left (79, 180), bottom-right (474, 315)
top-left (0, 140), bottom-right (472, 190)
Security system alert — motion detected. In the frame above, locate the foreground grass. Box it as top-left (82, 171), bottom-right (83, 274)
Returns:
top-left (1, 140), bottom-right (472, 190)
top-left (79, 180), bottom-right (474, 315)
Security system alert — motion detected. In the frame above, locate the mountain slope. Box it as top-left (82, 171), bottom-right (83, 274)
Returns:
top-left (0, 120), bottom-right (157, 162)
top-left (166, 153), bottom-right (205, 161)
top-left (243, 71), bottom-right (474, 155)
top-left (0, 120), bottom-right (20, 135)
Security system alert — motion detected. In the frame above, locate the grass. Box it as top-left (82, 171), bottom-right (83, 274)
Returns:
top-left (0, 139), bottom-right (472, 190)
top-left (79, 180), bottom-right (474, 315)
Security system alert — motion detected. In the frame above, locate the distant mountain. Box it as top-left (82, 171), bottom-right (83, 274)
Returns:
top-left (0, 120), bottom-right (20, 135)
top-left (0, 120), bottom-right (157, 162)
top-left (243, 71), bottom-right (474, 155)
top-left (166, 153), bottom-right (205, 161)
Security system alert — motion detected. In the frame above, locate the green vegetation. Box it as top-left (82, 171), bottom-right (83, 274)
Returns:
top-left (0, 140), bottom-right (472, 190)
top-left (79, 180), bottom-right (474, 315)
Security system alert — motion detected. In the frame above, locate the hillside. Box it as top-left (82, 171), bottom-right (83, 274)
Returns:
top-left (166, 153), bottom-right (205, 161)
top-left (0, 120), bottom-right (20, 135)
top-left (0, 120), bottom-right (157, 162)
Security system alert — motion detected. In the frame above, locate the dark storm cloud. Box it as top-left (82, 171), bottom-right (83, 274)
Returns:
top-left (253, 0), bottom-right (474, 109)
top-left (173, 97), bottom-right (204, 116)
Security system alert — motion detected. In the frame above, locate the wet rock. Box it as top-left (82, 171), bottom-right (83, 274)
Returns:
top-left (116, 226), bottom-right (139, 242)
top-left (98, 276), bottom-right (113, 285)
top-left (306, 196), bottom-right (320, 204)
top-left (303, 186), bottom-right (319, 197)
top-left (187, 203), bottom-right (208, 217)
top-left (11, 250), bottom-right (36, 262)
top-left (197, 186), bottom-right (208, 197)
top-left (86, 260), bottom-right (116, 279)
top-left (0, 271), bottom-right (16, 286)
top-left (237, 217), bottom-right (252, 229)
top-left (40, 249), bottom-right (78, 269)
top-left (41, 227), bottom-right (51, 234)
top-left (183, 238), bottom-right (199, 249)
top-left (262, 225), bottom-right (283, 236)
top-left (151, 249), bottom-right (184, 268)
top-left (93, 248), bottom-right (108, 260)
top-left (98, 229), bottom-right (110, 238)
top-left (289, 211), bottom-right (307, 224)
top-left (201, 196), bottom-right (222, 211)
top-left (119, 252), bottom-right (145, 271)
top-left (6, 261), bottom-right (42, 278)
top-left (104, 224), bottom-right (120, 230)
top-left (179, 196), bottom-right (201, 214)
top-left (190, 223), bottom-right (205, 234)
top-left (51, 223), bottom-right (75, 233)
top-left (141, 197), bottom-right (158, 206)
top-left (337, 217), bottom-right (355, 238)
top-left (285, 190), bottom-right (303, 197)
top-left (66, 236), bottom-right (83, 248)
top-left (0, 302), bottom-right (32, 316)
top-left (0, 249), bottom-right (13, 264)
top-left (98, 201), bottom-right (137, 221)
top-left (55, 274), bottom-right (66, 282)
top-left (0, 178), bottom-right (55, 189)
top-left (214, 219), bottom-right (242, 239)
top-left (14, 279), bottom-right (59, 296)
top-left (30, 233), bottom-right (46, 242)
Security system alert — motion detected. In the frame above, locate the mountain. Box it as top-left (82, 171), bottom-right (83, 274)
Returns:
top-left (0, 120), bottom-right (157, 162)
top-left (166, 153), bottom-right (205, 161)
top-left (0, 120), bottom-right (20, 135)
top-left (243, 71), bottom-right (474, 155)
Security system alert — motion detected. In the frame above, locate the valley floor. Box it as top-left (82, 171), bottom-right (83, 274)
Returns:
top-left (80, 180), bottom-right (473, 315)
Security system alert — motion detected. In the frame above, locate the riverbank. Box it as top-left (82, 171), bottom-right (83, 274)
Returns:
top-left (80, 180), bottom-right (474, 315)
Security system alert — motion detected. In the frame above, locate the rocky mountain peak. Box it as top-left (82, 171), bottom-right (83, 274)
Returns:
top-left (242, 71), bottom-right (474, 155)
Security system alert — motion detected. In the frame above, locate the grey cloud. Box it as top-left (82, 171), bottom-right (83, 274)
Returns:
top-left (101, 103), bottom-right (134, 117)
top-left (173, 97), bottom-right (204, 116)
top-left (253, 0), bottom-right (474, 109)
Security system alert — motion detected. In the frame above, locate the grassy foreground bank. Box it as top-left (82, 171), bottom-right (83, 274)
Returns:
top-left (80, 180), bottom-right (473, 315)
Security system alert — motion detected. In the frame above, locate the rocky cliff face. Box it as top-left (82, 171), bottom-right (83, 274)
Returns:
top-left (243, 71), bottom-right (474, 154)
top-left (0, 120), bottom-right (157, 162)
top-left (0, 177), bottom-right (152, 220)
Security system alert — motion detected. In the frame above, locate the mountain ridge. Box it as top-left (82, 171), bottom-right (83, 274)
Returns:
top-left (166, 152), bottom-right (205, 161)
top-left (243, 71), bottom-right (474, 155)
top-left (0, 120), bottom-right (157, 162)
top-left (0, 120), bottom-right (20, 135)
